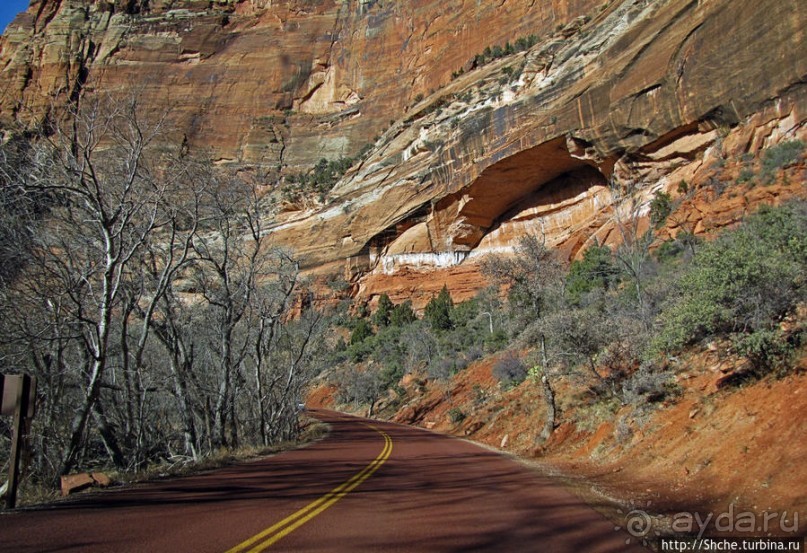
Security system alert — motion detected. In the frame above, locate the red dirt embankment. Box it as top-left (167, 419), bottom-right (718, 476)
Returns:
top-left (328, 347), bottom-right (805, 538)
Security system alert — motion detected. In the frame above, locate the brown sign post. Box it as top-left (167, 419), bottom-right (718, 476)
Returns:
top-left (1, 374), bottom-right (37, 509)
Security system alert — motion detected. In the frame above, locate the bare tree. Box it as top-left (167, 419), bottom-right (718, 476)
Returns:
top-left (26, 96), bottom-right (174, 476)
top-left (0, 93), bottom-right (208, 479)
top-left (0, 97), bottom-right (327, 491)
top-left (481, 233), bottom-right (565, 328)
top-left (609, 182), bottom-right (657, 325)
top-left (482, 234), bottom-right (565, 441)
top-left (114, 156), bottom-right (205, 464)
top-left (189, 178), bottom-right (295, 448)
top-left (245, 247), bottom-right (299, 446)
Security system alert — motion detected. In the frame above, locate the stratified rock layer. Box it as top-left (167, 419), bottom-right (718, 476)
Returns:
top-left (264, 0), bottom-right (807, 269)
top-left (0, 0), bottom-right (600, 170)
top-left (2, 0), bottom-right (806, 304)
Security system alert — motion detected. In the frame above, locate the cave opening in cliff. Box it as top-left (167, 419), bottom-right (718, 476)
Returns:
top-left (431, 136), bottom-right (611, 252)
top-left (353, 137), bottom-right (612, 276)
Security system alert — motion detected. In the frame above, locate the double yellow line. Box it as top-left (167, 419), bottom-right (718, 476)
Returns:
top-left (225, 424), bottom-right (393, 553)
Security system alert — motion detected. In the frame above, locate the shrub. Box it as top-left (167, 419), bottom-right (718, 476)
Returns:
top-left (464, 346), bottom-right (484, 363)
top-left (448, 407), bottom-right (466, 424)
top-left (761, 140), bottom-right (804, 178)
top-left (732, 329), bottom-right (798, 377)
top-left (428, 356), bottom-right (467, 380)
top-left (652, 202), bottom-right (807, 354)
top-left (649, 191), bottom-right (673, 228)
top-left (493, 352), bottom-right (527, 387)
top-left (484, 328), bottom-right (509, 352)
top-left (566, 244), bottom-right (619, 306)
top-left (621, 364), bottom-right (679, 406)
top-left (737, 167), bottom-right (755, 184)
top-left (655, 239), bottom-right (685, 263)
top-left (574, 396), bottom-right (621, 432)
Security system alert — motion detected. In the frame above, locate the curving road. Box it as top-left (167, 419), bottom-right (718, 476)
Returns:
top-left (0, 410), bottom-right (648, 552)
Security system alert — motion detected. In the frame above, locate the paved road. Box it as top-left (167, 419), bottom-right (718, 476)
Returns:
top-left (0, 410), bottom-right (648, 552)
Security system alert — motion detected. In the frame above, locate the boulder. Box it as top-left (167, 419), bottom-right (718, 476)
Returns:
top-left (60, 473), bottom-right (95, 496)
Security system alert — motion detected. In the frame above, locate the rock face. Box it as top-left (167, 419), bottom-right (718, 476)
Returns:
top-left (1, 0), bottom-right (806, 303)
top-left (0, 0), bottom-right (601, 170)
top-left (260, 0), bottom-right (807, 302)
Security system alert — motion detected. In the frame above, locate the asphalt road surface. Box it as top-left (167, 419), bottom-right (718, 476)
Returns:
top-left (0, 410), bottom-right (649, 552)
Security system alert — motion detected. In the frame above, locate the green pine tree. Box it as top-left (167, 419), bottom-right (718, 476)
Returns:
top-left (425, 285), bottom-right (454, 330)
top-left (373, 293), bottom-right (394, 327)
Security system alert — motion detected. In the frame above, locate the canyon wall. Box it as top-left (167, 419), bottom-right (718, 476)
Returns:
top-left (0, 0), bottom-right (600, 170)
top-left (1, 0), bottom-right (806, 304)
top-left (261, 0), bottom-right (807, 303)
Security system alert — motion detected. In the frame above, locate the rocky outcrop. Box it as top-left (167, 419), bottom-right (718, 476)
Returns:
top-left (0, 0), bottom-right (602, 171)
top-left (2, 0), bottom-right (806, 304)
top-left (252, 0), bottom-right (805, 299)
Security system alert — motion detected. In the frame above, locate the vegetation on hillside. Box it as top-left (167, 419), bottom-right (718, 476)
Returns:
top-left (327, 192), bottom-right (806, 437)
top-left (280, 144), bottom-right (373, 205)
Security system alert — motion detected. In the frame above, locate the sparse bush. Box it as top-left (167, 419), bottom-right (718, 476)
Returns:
top-left (493, 352), bottom-right (527, 387)
top-left (649, 191), bottom-right (673, 228)
top-left (760, 140), bottom-right (804, 179)
top-left (538, 308), bottom-right (608, 372)
top-left (336, 365), bottom-right (386, 415)
top-left (737, 167), bottom-right (755, 184)
top-left (400, 321), bottom-right (438, 373)
top-left (429, 356), bottom-right (466, 380)
top-left (621, 364), bottom-right (679, 406)
top-left (464, 346), bottom-right (484, 363)
top-left (448, 407), bottom-right (466, 423)
top-left (574, 396), bottom-right (621, 432)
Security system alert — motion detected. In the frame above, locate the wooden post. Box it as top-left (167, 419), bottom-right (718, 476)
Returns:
top-left (3, 374), bottom-right (35, 510)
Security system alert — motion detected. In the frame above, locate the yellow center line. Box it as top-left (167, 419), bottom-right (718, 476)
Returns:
top-left (225, 424), bottom-right (393, 553)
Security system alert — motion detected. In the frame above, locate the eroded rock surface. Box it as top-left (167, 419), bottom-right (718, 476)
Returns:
top-left (1, 0), bottom-right (805, 303)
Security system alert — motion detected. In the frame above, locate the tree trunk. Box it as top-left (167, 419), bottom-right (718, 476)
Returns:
top-left (92, 400), bottom-right (126, 469)
top-left (539, 374), bottom-right (557, 443)
top-left (170, 355), bottom-right (198, 459)
top-left (58, 358), bottom-right (104, 478)
top-left (537, 334), bottom-right (557, 444)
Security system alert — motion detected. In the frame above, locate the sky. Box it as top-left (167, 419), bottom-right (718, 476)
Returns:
top-left (1, 0), bottom-right (30, 33)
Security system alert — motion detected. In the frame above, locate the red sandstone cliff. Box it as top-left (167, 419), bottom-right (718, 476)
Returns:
top-left (1, 0), bottom-right (806, 303)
